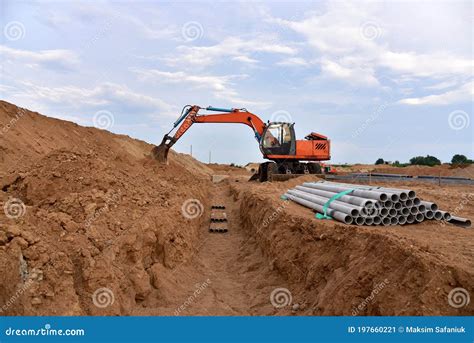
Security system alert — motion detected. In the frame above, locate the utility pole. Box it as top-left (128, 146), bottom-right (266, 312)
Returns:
top-left (190, 145), bottom-right (192, 157)
top-left (209, 150), bottom-right (211, 164)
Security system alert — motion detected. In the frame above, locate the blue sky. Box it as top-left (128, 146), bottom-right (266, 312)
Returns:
top-left (1, 0), bottom-right (472, 165)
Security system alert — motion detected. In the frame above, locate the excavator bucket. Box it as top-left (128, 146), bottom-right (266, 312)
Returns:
top-left (151, 135), bottom-right (171, 163)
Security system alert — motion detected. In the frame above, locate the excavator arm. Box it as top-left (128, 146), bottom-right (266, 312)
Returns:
top-left (152, 105), bottom-right (266, 163)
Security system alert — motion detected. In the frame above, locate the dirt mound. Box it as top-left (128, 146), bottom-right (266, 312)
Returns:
top-left (0, 101), bottom-right (212, 315)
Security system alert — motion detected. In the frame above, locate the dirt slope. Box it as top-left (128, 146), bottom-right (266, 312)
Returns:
top-left (0, 101), bottom-right (212, 315)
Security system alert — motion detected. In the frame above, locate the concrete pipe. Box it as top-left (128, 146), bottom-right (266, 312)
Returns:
top-left (390, 217), bottom-right (399, 225)
top-left (420, 201), bottom-right (438, 211)
top-left (398, 216), bottom-right (407, 225)
top-left (410, 207), bottom-right (419, 215)
top-left (434, 211), bottom-right (443, 220)
top-left (380, 207), bottom-right (389, 217)
top-left (415, 213), bottom-right (425, 223)
top-left (403, 199), bottom-right (413, 208)
top-left (448, 215), bottom-right (471, 228)
top-left (382, 217), bottom-right (391, 226)
top-left (322, 182), bottom-right (416, 199)
top-left (365, 217), bottom-right (374, 225)
top-left (394, 202), bottom-right (402, 210)
top-left (373, 216), bottom-right (382, 225)
top-left (406, 214), bottom-right (415, 224)
top-left (284, 193), bottom-right (354, 224)
top-left (355, 217), bottom-right (365, 225)
top-left (388, 208), bottom-right (397, 217)
top-left (383, 200), bottom-right (393, 209)
top-left (417, 204), bottom-right (426, 212)
top-left (303, 182), bottom-right (388, 201)
top-left (287, 190), bottom-right (361, 216)
top-left (438, 210), bottom-right (452, 221)
top-left (294, 186), bottom-right (375, 207)
top-left (413, 197), bottom-right (421, 206)
top-left (385, 192), bottom-right (400, 202)
top-left (424, 210), bottom-right (434, 219)
top-left (399, 207), bottom-right (410, 216)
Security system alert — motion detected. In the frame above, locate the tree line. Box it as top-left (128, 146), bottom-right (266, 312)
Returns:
top-left (375, 154), bottom-right (473, 167)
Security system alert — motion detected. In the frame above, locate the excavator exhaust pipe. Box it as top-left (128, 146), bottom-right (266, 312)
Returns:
top-left (151, 135), bottom-right (171, 163)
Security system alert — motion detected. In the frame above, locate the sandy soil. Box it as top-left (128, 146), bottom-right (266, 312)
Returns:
top-left (1, 100), bottom-right (472, 316)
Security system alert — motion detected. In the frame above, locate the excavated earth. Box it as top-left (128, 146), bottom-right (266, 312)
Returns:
top-left (0, 100), bottom-right (473, 316)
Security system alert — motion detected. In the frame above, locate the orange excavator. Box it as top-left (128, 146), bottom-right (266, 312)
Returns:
top-left (152, 105), bottom-right (331, 181)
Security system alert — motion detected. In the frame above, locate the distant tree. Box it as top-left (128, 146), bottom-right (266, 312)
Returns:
top-left (375, 158), bottom-right (384, 165)
top-left (392, 160), bottom-right (400, 166)
top-left (451, 154), bottom-right (469, 165)
top-left (409, 155), bottom-right (441, 166)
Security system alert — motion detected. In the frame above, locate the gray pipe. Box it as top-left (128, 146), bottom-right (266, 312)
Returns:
top-left (406, 214), bottom-right (415, 224)
top-left (448, 215), bottom-right (471, 228)
top-left (403, 199), bottom-right (413, 207)
top-left (394, 202), bottom-right (402, 210)
top-left (413, 197), bottom-right (421, 206)
top-left (365, 217), bottom-right (374, 225)
top-left (420, 201), bottom-right (438, 211)
top-left (382, 217), bottom-right (391, 226)
top-left (388, 208), bottom-right (397, 217)
top-left (399, 207), bottom-right (410, 216)
top-left (284, 193), bottom-right (354, 224)
top-left (303, 182), bottom-right (388, 201)
top-left (322, 182), bottom-right (416, 199)
top-left (383, 200), bottom-right (393, 209)
top-left (424, 210), bottom-right (434, 219)
top-left (415, 213), bottom-right (425, 222)
top-left (434, 211), bottom-right (443, 220)
top-left (354, 216), bottom-right (365, 225)
top-left (294, 186), bottom-right (375, 207)
top-left (417, 204), bottom-right (426, 212)
top-left (373, 216), bottom-right (382, 225)
top-left (398, 216), bottom-right (407, 225)
top-left (410, 207), bottom-right (419, 214)
top-left (390, 217), bottom-right (398, 225)
top-left (438, 210), bottom-right (452, 221)
top-left (380, 207), bottom-right (389, 217)
top-left (287, 190), bottom-right (361, 216)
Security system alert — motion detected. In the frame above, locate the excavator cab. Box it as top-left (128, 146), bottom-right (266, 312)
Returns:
top-left (260, 122), bottom-right (296, 157)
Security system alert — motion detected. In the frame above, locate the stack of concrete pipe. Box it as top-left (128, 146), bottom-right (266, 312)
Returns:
top-left (283, 181), bottom-right (471, 227)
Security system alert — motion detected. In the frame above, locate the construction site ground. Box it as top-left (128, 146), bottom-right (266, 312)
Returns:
top-left (0, 100), bottom-right (473, 316)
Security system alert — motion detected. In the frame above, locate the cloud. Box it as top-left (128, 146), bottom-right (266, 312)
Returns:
top-left (0, 45), bottom-right (79, 71)
top-left (132, 68), bottom-right (271, 107)
top-left (162, 36), bottom-right (297, 68)
top-left (398, 81), bottom-right (473, 105)
top-left (320, 59), bottom-right (379, 86)
top-left (1, 79), bottom-right (176, 119)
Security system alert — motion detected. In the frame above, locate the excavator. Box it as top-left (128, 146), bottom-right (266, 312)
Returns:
top-left (152, 105), bottom-right (331, 182)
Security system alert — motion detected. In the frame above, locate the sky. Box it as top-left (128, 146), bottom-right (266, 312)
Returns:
top-left (0, 0), bottom-right (472, 165)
